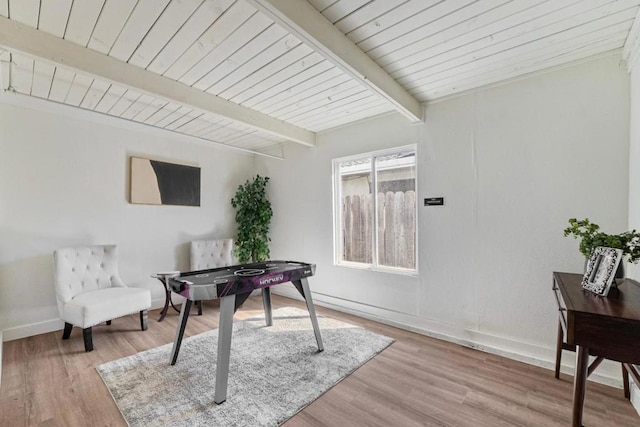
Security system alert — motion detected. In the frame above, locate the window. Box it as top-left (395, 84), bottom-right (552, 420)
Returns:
top-left (333, 145), bottom-right (417, 273)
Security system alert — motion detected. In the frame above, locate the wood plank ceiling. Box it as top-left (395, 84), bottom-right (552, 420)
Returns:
top-left (0, 0), bottom-right (638, 154)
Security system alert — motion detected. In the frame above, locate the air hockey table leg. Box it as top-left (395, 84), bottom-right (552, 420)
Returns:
top-left (214, 293), bottom-right (236, 404)
top-left (293, 278), bottom-right (324, 352)
top-left (262, 287), bottom-right (273, 326)
top-left (170, 299), bottom-right (192, 365)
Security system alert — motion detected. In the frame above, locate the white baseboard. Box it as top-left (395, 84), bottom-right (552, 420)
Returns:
top-left (462, 328), bottom-right (622, 388)
top-left (272, 286), bottom-right (624, 389)
top-left (2, 297), bottom-right (167, 342)
top-left (273, 284), bottom-right (461, 339)
top-left (632, 375), bottom-right (640, 416)
top-left (0, 329), bottom-right (3, 390)
top-left (3, 318), bottom-right (64, 342)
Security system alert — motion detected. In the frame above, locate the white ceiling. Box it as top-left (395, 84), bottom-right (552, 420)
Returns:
top-left (0, 0), bottom-right (638, 155)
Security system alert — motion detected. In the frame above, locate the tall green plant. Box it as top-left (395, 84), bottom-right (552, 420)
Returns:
top-left (231, 175), bottom-right (273, 263)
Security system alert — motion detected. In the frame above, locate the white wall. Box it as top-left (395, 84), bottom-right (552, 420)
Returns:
top-left (627, 59), bottom-right (640, 415)
top-left (628, 64), bottom-right (640, 279)
top-left (0, 96), bottom-right (254, 339)
top-left (258, 54), bottom-right (630, 384)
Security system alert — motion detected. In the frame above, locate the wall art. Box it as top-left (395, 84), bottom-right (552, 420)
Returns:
top-left (130, 157), bottom-right (200, 206)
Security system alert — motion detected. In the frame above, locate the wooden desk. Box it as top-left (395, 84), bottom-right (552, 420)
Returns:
top-left (553, 272), bottom-right (640, 427)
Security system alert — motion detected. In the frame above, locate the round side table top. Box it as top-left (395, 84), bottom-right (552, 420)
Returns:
top-left (152, 271), bottom-right (180, 279)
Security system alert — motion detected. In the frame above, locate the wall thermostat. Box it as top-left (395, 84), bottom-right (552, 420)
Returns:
top-left (424, 197), bottom-right (444, 206)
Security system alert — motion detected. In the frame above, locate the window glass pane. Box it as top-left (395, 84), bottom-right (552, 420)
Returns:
top-left (375, 151), bottom-right (416, 269)
top-left (339, 158), bottom-right (373, 264)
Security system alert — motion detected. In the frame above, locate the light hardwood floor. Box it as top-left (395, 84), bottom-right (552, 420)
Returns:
top-left (1, 295), bottom-right (638, 426)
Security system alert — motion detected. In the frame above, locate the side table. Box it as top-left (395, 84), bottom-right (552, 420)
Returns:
top-left (152, 272), bottom-right (181, 322)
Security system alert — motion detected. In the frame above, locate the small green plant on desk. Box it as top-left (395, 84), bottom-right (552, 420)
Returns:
top-left (563, 218), bottom-right (640, 264)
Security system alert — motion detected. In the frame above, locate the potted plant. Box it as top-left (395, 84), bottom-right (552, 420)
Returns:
top-left (563, 218), bottom-right (640, 277)
top-left (231, 175), bottom-right (273, 263)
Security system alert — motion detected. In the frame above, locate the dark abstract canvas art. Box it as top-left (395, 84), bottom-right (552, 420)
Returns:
top-left (130, 157), bottom-right (200, 206)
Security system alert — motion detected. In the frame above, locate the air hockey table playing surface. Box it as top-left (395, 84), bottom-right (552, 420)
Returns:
top-left (167, 260), bottom-right (316, 300)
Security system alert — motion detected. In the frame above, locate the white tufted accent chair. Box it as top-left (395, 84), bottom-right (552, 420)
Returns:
top-left (189, 239), bottom-right (234, 315)
top-left (53, 245), bottom-right (151, 352)
top-left (190, 239), bottom-right (235, 271)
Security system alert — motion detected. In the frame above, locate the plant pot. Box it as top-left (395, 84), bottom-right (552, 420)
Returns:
top-left (615, 261), bottom-right (625, 280)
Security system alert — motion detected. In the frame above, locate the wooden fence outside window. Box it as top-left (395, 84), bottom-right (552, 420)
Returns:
top-left (342, 190), bottom-right (416, 269)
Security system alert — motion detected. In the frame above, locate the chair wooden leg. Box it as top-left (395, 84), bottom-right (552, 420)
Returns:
top-left (106, 320), bottom-right (112, 325)
top-left (554, 318), bottom-right (563, 379)
top-left (62, 322), bottom-right (73, 340)
top-left (140, 310), bottom-right (148, 331)
top-left (83, 327), bottom-right (93, 352)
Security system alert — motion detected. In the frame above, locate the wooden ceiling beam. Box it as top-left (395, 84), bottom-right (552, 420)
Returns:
top-left (247, 0), bottom-right (423, 123)
top-left (0, 16), bottom-right (316, 147)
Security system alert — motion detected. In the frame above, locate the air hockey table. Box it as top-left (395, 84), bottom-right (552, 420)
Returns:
top-left (167, 260), bottom-right (324, 404)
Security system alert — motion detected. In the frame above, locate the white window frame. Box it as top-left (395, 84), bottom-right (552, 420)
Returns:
top-left (332, 144), bottom-right (418, 276)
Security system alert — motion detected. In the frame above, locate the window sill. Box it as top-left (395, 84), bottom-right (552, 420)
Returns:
top-left (335, 261), bottom-right (418, 277)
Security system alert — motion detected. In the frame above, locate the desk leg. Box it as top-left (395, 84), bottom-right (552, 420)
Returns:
top-left (262, 288), bottom-right (273, 326)
top-left (623, 364), bottom-right (631, 400)
top-left (555, 318), bottom-right (563, 379)
top-left (572, 346), bottom-right (589, 427)
top-left (214, 294), bottom-right (235, 405)
top-left (293, 279), bottom-right (324, 352)
top-left (170, 300), bottom-right (192, 365)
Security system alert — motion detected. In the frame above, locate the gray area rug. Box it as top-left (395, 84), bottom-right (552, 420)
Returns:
top-left (97, 307), bottom-right (394, 426)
